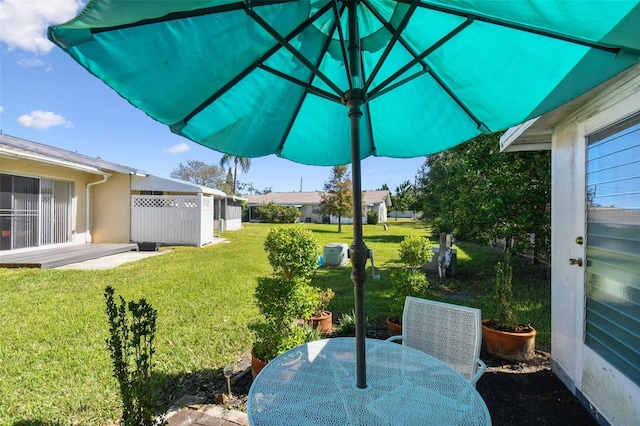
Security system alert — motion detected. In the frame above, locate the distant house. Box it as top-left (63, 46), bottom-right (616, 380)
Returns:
top-left (246, 190), bottom-right (391, 224)
top-left (501, 64), bottom-right (640, 426)
top-left (0, 134), bottom-right (241, 251)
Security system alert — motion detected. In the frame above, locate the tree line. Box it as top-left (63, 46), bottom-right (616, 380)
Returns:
top-left (415, 132), bottom-right (551, 259)
top-left (167, 133), bottom-right (551, 259)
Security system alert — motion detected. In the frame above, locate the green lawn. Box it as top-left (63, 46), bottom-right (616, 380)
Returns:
top-left (0, 221), bottom-right (550, 424)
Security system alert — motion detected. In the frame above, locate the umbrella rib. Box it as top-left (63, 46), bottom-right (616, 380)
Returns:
top-left (369, 69), bottom-right (428, 100)
top-left (276, 2), bottom-right (345, 156)
top-left (245, 5), bottom-right (344, 97)
top-left (360, 0), bottom-right (429, 89)
top-left (90, 0), bottom-right (290, 33)
top-left (177, 1), bottom-right (334, 129)
top-left (360, 0), bottom-right (421, 94)
top-left (368, 18), bottom-right (472, 99)
top-left (258, 64), bottom-right (342, 104)
top-left (330, 0), bottom-right (353, 95)
top-left (365, 17), bottom-right (487, 131)
top-left (410, 0), bottom-right (626, 55)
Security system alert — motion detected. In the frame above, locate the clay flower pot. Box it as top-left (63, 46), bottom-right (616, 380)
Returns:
top-left (386, 317), bottom-right (403, 337)
top-left (251, 348), bottom-right (268, 379)
top-left (482, 319), bottom-right (537, 362)
top-left (310, 310), bottom-right (333, 335)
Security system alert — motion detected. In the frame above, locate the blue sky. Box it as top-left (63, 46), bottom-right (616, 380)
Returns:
top-left (0, 0), bottom-right (427, 194)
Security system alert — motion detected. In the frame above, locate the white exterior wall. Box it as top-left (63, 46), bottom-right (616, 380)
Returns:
top-left (328, 202), bottom-right (386, 224)
top-left (551, 72), bottom-right (640, 426)
top-left (224, 218), bottom-right (242, 231)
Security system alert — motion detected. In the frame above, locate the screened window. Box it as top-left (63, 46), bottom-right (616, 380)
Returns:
top-left (585, 112), bottom-right (640, 386)
top-left (226, 200), bottom-right (242, 221)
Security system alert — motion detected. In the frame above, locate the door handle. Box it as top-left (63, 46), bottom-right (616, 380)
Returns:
top-left (569, 258), bottom-right (583, 267)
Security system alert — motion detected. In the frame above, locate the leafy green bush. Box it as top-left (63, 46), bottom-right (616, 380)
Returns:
top-left (264, 226), bottom-right (320, 281)
top-left (256, 202), bottom-right (300, 223)
top-left (313, 288), bottom-right (335, 317)
top-left (104, 286), bottom-right (164, 426)
top-left (366, 209), bottom-right (379, 224)
top-left (398, 235), bottom-right (433, 269)
top-left (252, 277), bottom-right (319, 361)
top-left (336, 311), bottom-right (356, 336)
top-left (388, 235), bottom-right (433, 322)
top-left (389, 269), bottom-right (429, 320)
top-left (254, 276), bottom-right (317, 322)
top-left (253, 227), bottom-right (322, 362)
top-left (251, 321), bottom-right (318, 362)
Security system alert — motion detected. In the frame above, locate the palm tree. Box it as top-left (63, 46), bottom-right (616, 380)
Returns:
top-left (219, 155), bottom-right (251, 194)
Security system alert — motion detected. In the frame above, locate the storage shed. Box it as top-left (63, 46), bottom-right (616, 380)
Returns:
top-left (131, 175), bottom-right (228, 247)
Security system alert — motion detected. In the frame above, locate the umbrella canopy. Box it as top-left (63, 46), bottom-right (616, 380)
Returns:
top-left (49, 0), bottom-right (640, 388)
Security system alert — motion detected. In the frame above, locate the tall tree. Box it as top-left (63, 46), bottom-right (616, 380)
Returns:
top-left (219, 155), bottom-right (251, 194)
top-left (170, 160), bottom-right (228, 191)
top-left (392, 180), bottom-right (415, 220)
top-left (415, 132), bottom-right (551, 256)
top-left (320, 165), bottom-right (353, 233)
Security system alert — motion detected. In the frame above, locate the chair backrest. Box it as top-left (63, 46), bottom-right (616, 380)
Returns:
top-left (402, 296), bottom-right (482, 381)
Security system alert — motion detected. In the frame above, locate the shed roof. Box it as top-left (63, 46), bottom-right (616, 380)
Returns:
top-left (131, 175), bottom-right (226, 196)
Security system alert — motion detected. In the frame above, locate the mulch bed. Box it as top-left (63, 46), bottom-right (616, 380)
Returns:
top-left (477, 349), bottom-right (598, 425)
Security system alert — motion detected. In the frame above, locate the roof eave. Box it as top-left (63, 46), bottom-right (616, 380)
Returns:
top-left (500, 64), bottom-right (640, 153)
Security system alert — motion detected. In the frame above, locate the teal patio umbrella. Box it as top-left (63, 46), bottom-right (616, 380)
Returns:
top-left (49, 0), bottom-right (640, 388)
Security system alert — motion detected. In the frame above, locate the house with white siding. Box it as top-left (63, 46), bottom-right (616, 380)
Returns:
top-left (246, 190), bottom-right (391, 224)
top-left (501, 63), bottom-right (640, 426)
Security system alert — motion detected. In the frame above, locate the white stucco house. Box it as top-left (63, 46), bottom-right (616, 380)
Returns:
top-left (246, 190), bottom-right (391, 224)
top-left (501, 64), bottom-right (640, 426)
top-left (0, 134), bottom-right (241, 251)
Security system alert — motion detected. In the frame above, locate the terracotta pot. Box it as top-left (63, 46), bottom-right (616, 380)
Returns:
top-left (251, 348), bottom-right (267, 379)
top-left (481, 319), bottom-right (537, 362)
top-left (386, 317), bottom-right (403, 337)
top-left (310, 310), bottom-right (333, 335)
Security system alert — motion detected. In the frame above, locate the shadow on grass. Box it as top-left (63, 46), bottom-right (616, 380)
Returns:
top-left (13, 421), bottom-right (64, 426)
top-left (362, 234), bottom-right (406, 244)
top-left (149, 363), bottom-right (254, 420)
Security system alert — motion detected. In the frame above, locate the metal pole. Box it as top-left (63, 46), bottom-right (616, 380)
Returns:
top-left (346, 0), bottom-right (368, 389)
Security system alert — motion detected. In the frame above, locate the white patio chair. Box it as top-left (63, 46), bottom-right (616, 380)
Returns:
top-left (386, 296), bottom-right (487, 386)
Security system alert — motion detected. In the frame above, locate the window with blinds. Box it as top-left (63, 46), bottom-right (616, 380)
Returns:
top-left (585, 112), bottom-right (640, 387)
top-left (0, 174), bottom-right (72, 250)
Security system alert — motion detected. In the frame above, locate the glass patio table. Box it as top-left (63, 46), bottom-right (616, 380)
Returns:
top-left (248, 337), bottom-right (491, 425)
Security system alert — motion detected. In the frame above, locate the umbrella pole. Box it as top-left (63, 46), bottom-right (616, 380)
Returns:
top-left (346, 0), bottom-right (368, 390)
top-left (348, 94), bottom-right (368, 389)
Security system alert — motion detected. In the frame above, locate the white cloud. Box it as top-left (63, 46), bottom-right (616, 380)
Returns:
top-left (17, 110), bottom-right (73, 130)
top-left (0, 0), bottom-right (84, 55)
top-left (164, 142), bottom-right (191, 154)
top-left (16, 55), bottom-right (48, 69)
top-left (0, 106), bottom-right (4, 114)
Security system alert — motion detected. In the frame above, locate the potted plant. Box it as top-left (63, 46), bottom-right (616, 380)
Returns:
top-left (251, 275), bottom-right (319, 377)
top-left (386, 235), bottom-right (432, 335)
top-left (251, 227), bottom-right (321, 377)
top-left (309, 288), bottom-right (335, 335)
top-left (481, 253), bottom-right (537, 362)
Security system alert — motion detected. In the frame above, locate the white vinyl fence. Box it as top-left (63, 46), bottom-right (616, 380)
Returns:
top-left (131, 194), bottom-right (214, 246)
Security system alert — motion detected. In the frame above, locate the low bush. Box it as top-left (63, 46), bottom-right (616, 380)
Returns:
top-left (256, 202), bottom-right (300, 223)
top-left (366, 209), bottom-right (379, 224)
